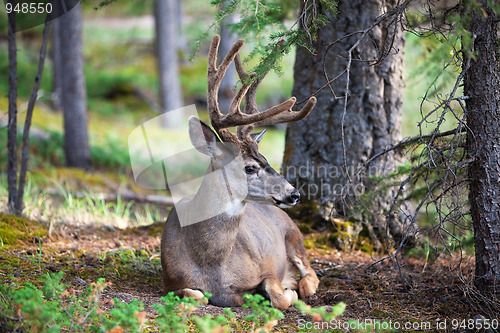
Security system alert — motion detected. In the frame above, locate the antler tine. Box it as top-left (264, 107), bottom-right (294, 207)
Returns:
top-left (208, 35), bottom-right (245, 86)
top-left (234, 53), bottom-right (269, 117)
top-left (208, 37), bottom-right (293, 131)
top-left (237, 96), bottom-right (300, 139)
top-left (234, 53), bottom-right (250, 82)
top-left (207, 35), bottom-right (244, 139)
top-left (253, 96), bottom-right (317, 127)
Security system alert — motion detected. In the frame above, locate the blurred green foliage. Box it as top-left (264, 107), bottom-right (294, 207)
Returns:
top-left (0, 127), bottom-right (130, 170)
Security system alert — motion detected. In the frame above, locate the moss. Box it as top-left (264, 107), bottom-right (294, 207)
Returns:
top-left (303, 237), bottom-right (315, 250)
top-left (357, 236), bottom-right (375, 253)
top-left (326, 218), bottom-right (359, 251)
top-left (297, 223), bottom-right (312, 234)
top-left (329, 218), bottom-right (355, 232)
top-left (370, 309), bottom-right (390, 318)
top-left (0, 213), bottom-right (47, 248)
top-left (287, 199), bottom-right (322, 223)
top-left (145, 222), bottom-right (164, 237)
top-left (38, 167), bottom-right (131, 194)
top-left (304, 234), bottom-right (330, 251)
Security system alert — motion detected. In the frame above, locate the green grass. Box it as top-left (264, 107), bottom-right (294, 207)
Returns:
top-left (0, 170), bottom-right (165, 228)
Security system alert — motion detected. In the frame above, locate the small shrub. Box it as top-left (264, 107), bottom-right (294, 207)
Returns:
top-left (153, 292), bottom-right (201, 332)
top-left (0, 271), bottom-right (110, 332)
top-left (100, 298), bottom-right (147, 333)
top-left (0, 272), bottom-right (344, 332)
top-left (242, 293), bottom-right (284, 332)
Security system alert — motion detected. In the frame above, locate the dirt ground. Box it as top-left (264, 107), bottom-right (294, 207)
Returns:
top-left (2, 221), bottom-right (498, 332)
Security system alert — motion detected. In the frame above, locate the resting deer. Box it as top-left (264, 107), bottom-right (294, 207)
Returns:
top-left (160, 35), bottom-right (319, 310)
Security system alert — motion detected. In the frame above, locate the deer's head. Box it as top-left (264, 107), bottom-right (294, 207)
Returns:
top-left (189, 35), bottom-right (316, 209)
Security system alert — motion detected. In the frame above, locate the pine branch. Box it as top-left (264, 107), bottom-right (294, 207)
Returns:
top-left (192, 0), bottom-right (338, 82)
top-left (355, 126), bottom-right (467, 177)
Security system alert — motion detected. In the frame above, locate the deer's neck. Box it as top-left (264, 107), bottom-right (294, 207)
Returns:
top-left (178, 166), bottom-right (247, 264)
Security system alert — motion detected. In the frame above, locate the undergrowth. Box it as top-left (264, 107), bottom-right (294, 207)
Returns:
top-left (0, 272), bottom-right (345, 332)
top-left (0, 172), bottom-right (164, 229)
top-left (0, 129), bottom-right (131, 171)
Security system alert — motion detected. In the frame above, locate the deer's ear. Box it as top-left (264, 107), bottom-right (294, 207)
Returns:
top-left (189, 116), bottom-right (221, 157)
top-left (250, 129), bottom-right (266, 144)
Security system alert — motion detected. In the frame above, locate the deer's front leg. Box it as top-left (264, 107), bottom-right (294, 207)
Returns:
top-left (262, 275), bottom-right (298, 310)
top-left (292, 256), bottom-right (320, 298)
top-left (173, 288), bottom-right (205, 300)
top-left (285, 228), bottom-right (320, 298)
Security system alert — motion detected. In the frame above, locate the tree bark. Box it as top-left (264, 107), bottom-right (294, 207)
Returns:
top-left (7, 11), bottom-right (18, 214)
top-left (59, 5), bottom-right (90, 168)
top-left (463, 0), bottom-right (500, 295)
top-left (283, 0), bottom-right (406, 250)
top-left (50, 17), bottom-right (63, 110)
top-left (155, 0), bottom-right (183, 128)
top-left (218, 6), bottom-right (238, 114)
top-left (175, 1), bottom-right (187, 51)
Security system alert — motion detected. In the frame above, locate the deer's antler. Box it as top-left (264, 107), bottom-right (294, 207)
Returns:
top-left (207, 35), bottom-right (316, 142)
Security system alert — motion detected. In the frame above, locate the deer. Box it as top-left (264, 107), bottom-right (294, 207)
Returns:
top-left (160, 35), bottom-right (319, 310)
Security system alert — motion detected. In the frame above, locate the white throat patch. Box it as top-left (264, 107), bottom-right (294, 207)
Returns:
top-left (225, 200), bottom-right (245, 217)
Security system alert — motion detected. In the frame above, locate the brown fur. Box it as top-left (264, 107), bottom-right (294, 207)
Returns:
top-left (161, 202), bottom-right (318, 309)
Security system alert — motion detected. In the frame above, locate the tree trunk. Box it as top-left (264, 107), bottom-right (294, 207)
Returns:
top-left (283, 0), bottom-right (406, 250)
top-left (463, 0), bottom-right (500, 296)
top-left (7, 12), bottom-right (18, 214)
top-left (51, 17), bottom-right (63, 110)
top-left (155, 0), bottom-right (183, 128)
top-left (218, 7), bottom-right (238, 114)
top-left (175, 1), bottom-right (187, 51)
top-left (59, 5), bottom-right (90, 168)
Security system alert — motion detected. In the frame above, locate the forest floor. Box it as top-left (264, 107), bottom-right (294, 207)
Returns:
top-left (1, 214), bottom-right (496, 332)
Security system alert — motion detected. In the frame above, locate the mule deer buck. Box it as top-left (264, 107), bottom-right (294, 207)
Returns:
top-left (160, 35), bottom-right (319, 310)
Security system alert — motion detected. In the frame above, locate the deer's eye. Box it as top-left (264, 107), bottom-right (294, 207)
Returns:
top-left (245, 166), bottom-right (256, 174)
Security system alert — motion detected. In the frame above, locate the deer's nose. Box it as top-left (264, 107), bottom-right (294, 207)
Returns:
top-left (290, 190), bottom-right (300, 203)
